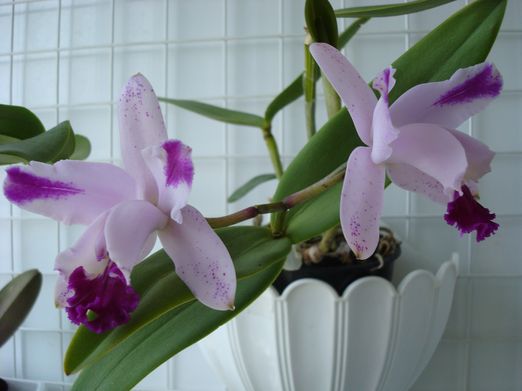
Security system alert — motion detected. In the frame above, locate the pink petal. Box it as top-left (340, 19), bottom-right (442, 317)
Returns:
top-left (158, 205), bottom-right (236, 311)
top-left (387, 123), bottom-right (468, 194)
top-left (390, 63), bottom-right (503, 129)
top-left (309, 43), bottom-right (376, 145)
top-left (119, 74), bottom-right (168, 202)
top-left (371, 67), bottom-right (400, 164)
top-left (105, 200), bottom-right (168, 275)
top-left (387, 163), bottom-right (450, 204)
top-left (445, 128), bottom-right (495, 181)
top-left (340, 147), bottom-right (385, 260)
top-left (142, 139), bottom-right (194, 222)
top-left (4, 161), bottom-right (136, 225)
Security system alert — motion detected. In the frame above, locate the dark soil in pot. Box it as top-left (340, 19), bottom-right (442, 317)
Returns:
top-left (273, 227), bottom-right (401, 295)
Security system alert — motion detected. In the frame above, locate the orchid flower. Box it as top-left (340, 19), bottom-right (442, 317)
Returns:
top-left (310, 43), bottom-right (502, 260)
top-left (3, 74), bottom-right (236, 333)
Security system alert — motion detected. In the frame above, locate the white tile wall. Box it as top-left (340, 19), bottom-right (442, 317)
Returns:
top-left (0, 0), bottom-right (520, 390)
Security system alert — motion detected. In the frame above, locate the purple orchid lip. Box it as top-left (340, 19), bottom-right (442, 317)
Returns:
top-left (4, 166), bottom-right (84, 204)
top-left (163, 140), bottom-right (194, 187)
top-left (434, 63), bottom-right (502, 107)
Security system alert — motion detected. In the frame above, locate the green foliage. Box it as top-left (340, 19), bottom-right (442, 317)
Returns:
top-left (305, 0), bottom-right (339, 47)
top-left (70, 135), bottom-right (92, 160)
top-left (0, 104), bottom-right (45, 139)
top-left (0, 269), bottom-right (42, 347)
top-left (335, 0), bottom-right (456, 18)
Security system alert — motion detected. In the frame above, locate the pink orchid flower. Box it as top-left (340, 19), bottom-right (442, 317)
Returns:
top-left (310, 43), bottom-right (502, 260)
top-left (3, 74), bottom-right (236, 333)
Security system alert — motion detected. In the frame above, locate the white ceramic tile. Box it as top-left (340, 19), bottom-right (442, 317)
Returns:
top-left (58, 224), bottom-right (84, 253)
top-left (227, 39), bottom-right (281, 97)
top-left (227, 0), bottom-right (280, 37)
top-left (471, 278), bottom-right (522, 338)
top-left (172, 344), bottom-right (221, 389)
top-left (114, 0), bottom-right (166, 44)
top-left (59, 105), bottom-right (111, 160)
top-left (12, 219), bottom-right (58, 273)
top-left (113, 45), bottom-right (166, 97)
top-left (343, 34), bottom-right (405, 82)
top-left (0, 5), bottom-right (11, 55)
top-left (0, 169), bottom-right (10, 219)
top-left (382, 183), bottom-right (408, 217)
top-left (0, 56), bottom-right (10, 103)
top-left (407, 0), bottom-right (465, 32)
top-left (470, 216), bottom-right (522, 275)
top-left (443, 278), bottom-right (468, 339)
top-left (282, 97), bottom-right (308, 156)
top-left (59, 48), bottom-right (111, 104)
top-left (21, 331), bottom-right (62, 382)
top-left (169, 0), bottom-right (224, 40)
top-left (343, 0), bottom-right (404, 33)
top-left (474, 92), bottom-right (522, 153)
top-left (166, 101), bottom-right (226, 157)
top-left (0, 336), bottom-right (15, 378)
top-left (409, 191), bottom-right (446, 217)
top-left (283, 0), bottom-right (307, 35)
top-left (13, 1), bottom-right (58, 52)
top-left (168, 42), bottom-right (225, 99)
top-left (488, 33), bottom-right (522, 91)
top-left (468, 341), bottom-right (522, 391)
top-left (135, 361), bottom-right (168, 389)
top-left (60, 0), bottom-right (112, 48)
top-left (410, 340), bottom-right (467, 391)
top-left (22, 275), bottom-right (60, 330)
top-left (30, 108), bottom-right (57, 130)
top-left (283, 37), bottom-right (303, 86)
top-left (12, 53), bottom-right (57, 107)
top-left (502, 0), bottom-right (522, 31)
top-left (0, 221), bottom-right (10, 273)
top-left (190, 158), bottom-right (226, 217)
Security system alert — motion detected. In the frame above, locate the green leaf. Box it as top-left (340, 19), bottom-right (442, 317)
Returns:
top-left (305, 0), bottom-right (339, 47)
top-left (64, 226), bottom-right (291, 374)
top-left (160, 98), bottom-right (267, 128)
top-left (0, 121), bottom-right (76, 164)
top-left (228, 173), bottom-right (277, 202)
top-left (263, 18), bottom-right (368, 124)
top-left (0, 134), bottom-right (20, 144)
top-left (69, 134), bottom-right (92, 160)
top-left (335, 0), bottom-right (456, 18)
top-left (273, 0), bottom-right (506, 243)
top-left (0, 269), bottom-right (42, 347)
top-left (0, 104), bottom-right (45, 140)
top-left (71, 260), bottom-right (284, 391)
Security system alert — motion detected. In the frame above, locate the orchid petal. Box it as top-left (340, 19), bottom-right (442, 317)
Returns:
top-left (388, 123), bottom-right (468, 193)
top-left (309, 43), bottom-right (376, 145)
top-left (445, 128), bottom-right (495, 181)
top-left (105, 200), bottom-right (168, 275)
top-left (158, 205), bottom-right (236, 311)
top-left (340, 147), bottom-right (385, 260)
top-left (142, 139), bottom-right (194, 222)
top-left (371, 67), bottom-right (400, 164)
top-left (4, 161), bottom-right (135, 225)
top-left (119, 74), bottom-right (168, 202)
top-left (387, 163), bottom-right (450, 204)
top-left (391, 63), bottom-right (502, 129)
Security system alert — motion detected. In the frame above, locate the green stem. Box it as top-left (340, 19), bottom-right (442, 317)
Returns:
top-left (304, 35), bottom-right (317, 139)
top-left (262, 124), bottom-right (284, 179)
top-left (207, 162), bottom-right (347, 229)
top-left (322, 77), bottom-right (341, 118)
top-left (318, 224), bottom-right (339, 253)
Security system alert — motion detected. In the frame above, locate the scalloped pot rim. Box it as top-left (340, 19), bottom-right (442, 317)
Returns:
top-left (269, 256), bottom-right (459, 300)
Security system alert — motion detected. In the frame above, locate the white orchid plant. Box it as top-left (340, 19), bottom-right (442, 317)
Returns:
top-left (0, 0), bottom-right (508, 388)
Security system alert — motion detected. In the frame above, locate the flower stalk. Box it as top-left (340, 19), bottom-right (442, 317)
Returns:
top-left (304, 33), bottom-right (317, 139)
top-left (262, 124), bottom-right (284, 179)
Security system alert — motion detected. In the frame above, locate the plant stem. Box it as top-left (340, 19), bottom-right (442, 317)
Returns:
top-left (262, 124), bottom-right (284, 179)
top-left (304, 34), bottom-right (317, 139)
top-left (322, 77), bottom-right (341, 118)
top-left (318, 224), bottom-right (339, 253)
top-left (207, 162), bottom-right (347, 230)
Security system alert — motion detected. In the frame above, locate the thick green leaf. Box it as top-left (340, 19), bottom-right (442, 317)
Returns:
top-left (263, 18), bottom-right (368, 124)
top-left (72, 259), bottom-right (284, 391)
top-left (70, 134), bottom-right (92, 160)
top-left (0, 121), bottom-right (76, 164)
top-left (0, 269), bottom-right (42, 347)
top-left (335, 0), bottom-right (456, 18)
top-left (0, 135), bottom-right (20, 144)
top-left (273, 0), bottom-right (506, 243)
top-left (64, 226), bottom-right (291, 374)
top-left (305, 0), bottom-right (338, 47)
top-left (0, 105), bottom-right (45, 139)
top-left (228, 173), bottom-right (277, 202)
top-left (160, 98), bottom-right (267, 128)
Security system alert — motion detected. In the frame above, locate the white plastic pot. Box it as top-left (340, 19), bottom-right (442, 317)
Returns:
top-left (199, 257), bottom-right (458, 391)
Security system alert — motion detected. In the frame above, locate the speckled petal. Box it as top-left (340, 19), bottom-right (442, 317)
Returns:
top-left (3, 161), bottom-right (136, 225)
top-left (388, 123), bottom-right (468, 194)
top-left (390, 63), bottom-right (502, 129)
top-left (105, 200), bottom-right (168, 276)
top-left (142, 139), bottom-right (194, 222)
top-left (340, 147), bottom-right (385, 260)
top-left (309, 43), bottom-right (376, 145)
top-left (158, 205), bottom-right (236, 311)
top-left (119, 74), bottom-right (168, 202)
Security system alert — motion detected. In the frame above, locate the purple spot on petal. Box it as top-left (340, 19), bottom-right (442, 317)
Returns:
top-left (4, 167), bottom-right (84, 205)
top-left (65, 262), bottom-right (139, 334)
top-left (163, 140), bottom-right (194, 187)
top-left (434, 63), bottom-right (502, 106)
top-left (444, 185), bottom-right (499, 242)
